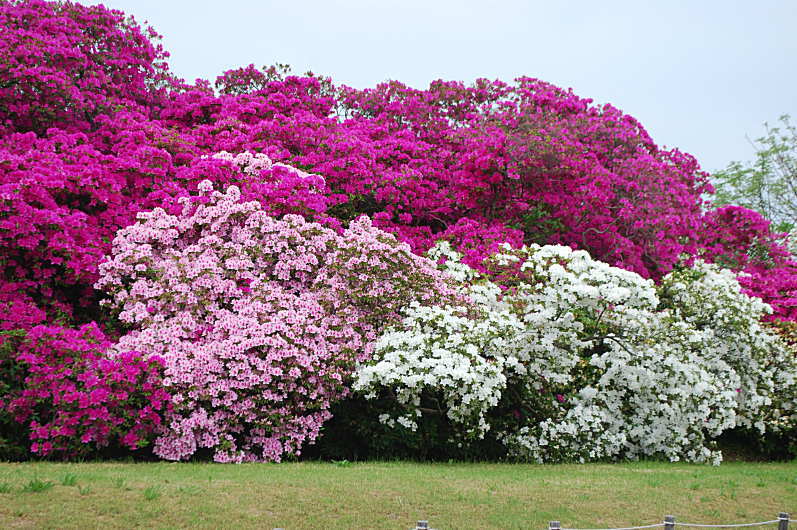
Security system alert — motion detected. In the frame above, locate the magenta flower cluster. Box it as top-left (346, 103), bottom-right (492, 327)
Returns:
top-left (2, 0), bottom-right (795, 330)
top-left (3, 323), bottom-right (169, 458)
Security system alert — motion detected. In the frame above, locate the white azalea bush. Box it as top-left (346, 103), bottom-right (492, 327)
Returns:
top-left (660, 264), bottom-right (797, 455)
top-left (353, 301), bottom-right (521, 438)
top-left (657, 263), bottom-right (790, 429)
top-left (763, 319), bottom-right (797, 453)
top-left (505, 312), bottom-right (742, 465)
top-left (352, 242), bottom-right (797, 463)
top-left (349, 243), bottom-right (521, 453)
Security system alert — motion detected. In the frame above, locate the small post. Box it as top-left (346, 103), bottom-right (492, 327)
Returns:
top-left (665, 515), bottom-right (676, 530)
top-left (779, 513), bottom-right (789, 530)
top-left (549, 521), bottom-right (561, 530)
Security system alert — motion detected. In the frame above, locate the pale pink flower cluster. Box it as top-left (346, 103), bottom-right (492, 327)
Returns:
top-left (212, 150), bottom-right (325, 185)
top-left (97, 180), bottom-right (453, 462)
top-left (212, 151), bottom-right (274, 175)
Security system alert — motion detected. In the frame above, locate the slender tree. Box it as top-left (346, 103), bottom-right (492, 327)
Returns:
top-left (712, 114), bottom-right (797, 233)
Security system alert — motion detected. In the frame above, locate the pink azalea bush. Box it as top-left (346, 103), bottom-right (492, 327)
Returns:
top-left (0, 0), bottom-right (172, 135)
top-left (96, 180), bottom-right (453, 462)
top-left (0, 119), bottom-right (333, 333)
top-left (323, 78), bottom-right (709, 278)
top-left (697, 206), bottom-right (797, 321)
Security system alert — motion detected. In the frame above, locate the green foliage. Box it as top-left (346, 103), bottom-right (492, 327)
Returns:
top-left (142, 485), bottom-right (161, 501)
top-left (21, 478), bottom-right (53, 493)
top-left (712, 114), bottom-right (797, 233)
top-left (307, 395), bottom-right (506, 461)
top-left (326, 192), bottom-right (385, 223)
top-left (510, 204), bottom-right (568, 246)
top-left (0, 329), bottom-right (30, 461)
top-left (766, 319), bottom-right (797, 349)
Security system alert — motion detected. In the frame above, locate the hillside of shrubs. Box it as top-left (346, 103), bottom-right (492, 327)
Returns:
top-left (1, 0), bottom-right (796, 464)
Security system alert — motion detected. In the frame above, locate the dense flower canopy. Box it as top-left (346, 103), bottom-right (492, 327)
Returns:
top-left (1, 0), bottom-right (795, 331)
top-left (1, 0), bottom-right (796, 463)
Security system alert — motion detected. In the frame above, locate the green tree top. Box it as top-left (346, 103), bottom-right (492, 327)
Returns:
top-left (712, 114), bottom-right (797, 233)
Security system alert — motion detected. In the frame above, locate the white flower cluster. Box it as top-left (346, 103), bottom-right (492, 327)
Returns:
top-left (355, 241), bottom-right (797, 464)
top-left (659, 263), bottom-right (797, 441)
top-left (354, 301), bottom-right (520, 437)
top-left (495, 243), bottom-right (659, 389)
top-left (504, 257), bottom-right (795, 464)
top-left (354, 243), bottom-right (521, 438)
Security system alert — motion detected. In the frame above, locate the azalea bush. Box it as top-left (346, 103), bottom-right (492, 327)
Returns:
top-left (1, 324), bottom-right (169, 459)
top-left (3, 0), bottom-right (797, 334)
top-left (352, 244), bottom-right (797, 463)
top-left (696, 206), bottom-right (797, 321)
top-left (0, 330), bottom-right (34, 460)
top-left (504, 258), bottom-right (791, 464)
top-left (354, 301), bottom-right (521, 439)
top-left (0, 0), bottom-right (172, 135)
top-left (96, 180), bottom-right (452, 462)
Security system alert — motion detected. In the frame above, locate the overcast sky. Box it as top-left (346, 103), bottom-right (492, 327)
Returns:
top-left (80, 0), bottom-right (796, 174)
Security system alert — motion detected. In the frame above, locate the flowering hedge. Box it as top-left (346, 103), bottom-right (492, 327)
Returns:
top-left (3, 0), bottom-right (797, 335)
top-left (354, 244), bottom-right (797, 464)
top-left (1, 0), bottom-right (796, 462)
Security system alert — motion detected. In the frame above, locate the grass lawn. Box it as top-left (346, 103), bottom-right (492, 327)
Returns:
top-left (0, 460), bottom-right (795, 529)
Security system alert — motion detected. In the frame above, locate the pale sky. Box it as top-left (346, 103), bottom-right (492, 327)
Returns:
top-left (79, 0), bottom-right (796, 174)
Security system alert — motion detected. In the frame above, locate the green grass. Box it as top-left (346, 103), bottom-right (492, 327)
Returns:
top-left (60, 472), bottom-right (78, 487)
top-left (19, 477), bottom-right (54, 493)
top-left (0, 461), bottom-right (795, 529)
top-left (142, 484), bottom-right (161, 501)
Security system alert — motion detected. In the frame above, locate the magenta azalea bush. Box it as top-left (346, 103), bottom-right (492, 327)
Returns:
top-left (2, 0), bottom-right (795, 332)
top-left (2, 324), bottom-right (169, 458)
top-left (1, 0), bottom-right (796, 461)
